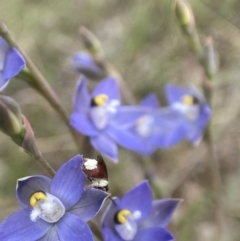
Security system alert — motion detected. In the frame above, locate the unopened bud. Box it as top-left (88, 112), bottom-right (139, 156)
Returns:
top-left (80, 26), bottom-right (102, 56)
top-left (0, 96), bottom-right (22, 136)
top-left (174, 0), bottom-right (195, 33)
top-left (200, 37), bottom-right (218, 80)
top-left (20, 115), bottom-right (41, 157)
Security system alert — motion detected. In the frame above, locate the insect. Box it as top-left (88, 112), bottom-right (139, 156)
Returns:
top-left (82, 155), bottom-right (109, 192)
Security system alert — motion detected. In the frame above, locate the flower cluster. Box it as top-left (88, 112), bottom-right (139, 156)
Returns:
top-left (70, 72), bottom-right (211, 162)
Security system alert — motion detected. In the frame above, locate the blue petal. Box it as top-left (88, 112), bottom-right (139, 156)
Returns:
top-left (92, 77), bottom-right (120, 102)
top-left (73, 76), bottom-right (91, 113)
top-left (133, 227), bottom-right (174, 241)
top-left (3, 48), bottom-right (25, 80)
top-left (0, 37), bottom-right (9, 71)
top-left (165, 84), bottom-right (190, 104)
top-left (51, 155), bottom-right (86, 210)
top-left (0, 208), bottom-right (50, 241)
top-left (106, 124), bottom-right (151, 155)
top-left (141, 199), bottom-right (182, 228)
top-left (197, 104), bottom-right (211, 127)
top-left (90, 134), bottom-right (118, 163)
top-left (111, 106), bottom-right (148, 128)
top-left (144, 109), bottom-right (186, 148)
top-left (0, 72), bottom-right (10, 92)
top-left (70, 112), bottom-right (99, 136)
top-left (140, 94), bottom-right (160, 109)
top-left (102, 227), bottom-right (123, 241)
top-left (73, 52), bottom-right (105, 79)
top-left (120, 181), bottom-right (152, 223)
top-left (56, 213), bottom-right (94, 241)
top-left (16, 175), bottom-right (51, 208)
top-left (37, 226), bottom-right (59, 241)
top-left (101, 197), bottom-right (121, 230)
top-left (68, 188), bottom-right (109, 222)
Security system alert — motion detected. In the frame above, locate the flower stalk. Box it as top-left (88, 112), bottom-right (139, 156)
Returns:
top-left (0, 19), bottom-right (81, 151)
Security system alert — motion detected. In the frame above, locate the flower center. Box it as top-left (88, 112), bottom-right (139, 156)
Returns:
top-left (172, 95), bottom-right (200, 121)
top-left (91, 94), bottom-right (109, 107)
top-left (30, 191), bottom-right (65, 223)
top-left (114, 209), bottom-right (138, 241)
top-left (135, 115), bottom-right (154, 138)
top-left (89, 94), bottom-right (120, 130)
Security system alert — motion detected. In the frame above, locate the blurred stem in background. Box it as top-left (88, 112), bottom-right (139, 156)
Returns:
top-left (174, 0), bottom-right (223, 237)
top-left (0, 19), bottom-right (82, 152)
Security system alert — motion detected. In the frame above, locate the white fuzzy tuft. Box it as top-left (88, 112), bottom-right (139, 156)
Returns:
top-left (30, 208), bottom-right (41, 222)
top-left (84, 159), bottom-right (98, 170)
top-left (132, 210), bottom-right (142, 220)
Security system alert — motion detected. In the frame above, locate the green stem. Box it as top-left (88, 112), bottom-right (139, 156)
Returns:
top-left (0, 20), bottom-right (81, 151)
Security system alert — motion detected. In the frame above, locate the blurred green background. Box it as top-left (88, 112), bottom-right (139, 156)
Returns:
top-left (0, 0), bottom-right (240, 240)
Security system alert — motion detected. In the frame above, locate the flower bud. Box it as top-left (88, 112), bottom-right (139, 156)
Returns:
top-left (200, 37), bottom-right (218, 80)
top-left (174, 0), bottom-right (195, 34)
top-left (20, 115), bottom-right (41, 157)
top-left (0, 95), bottom-right (22, 136)
top-left (79, 26), bottom-right (102, 56)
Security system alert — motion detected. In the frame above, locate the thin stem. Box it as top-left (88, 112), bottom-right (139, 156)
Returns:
top-left (0, 20), bottom-right (81, 151)
top-left (202, 81), bottom-right (224, 236)
top-left (33, 152), bottom-right (56, 177)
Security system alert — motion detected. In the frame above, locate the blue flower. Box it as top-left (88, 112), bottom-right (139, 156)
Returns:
top-left (73, 52), bottom-right (106, 79)
top-left (102, 181), bottom-right (181, 241)
top-left (0, 37), bottom-right (25, 91)
top-left (70, 76), bottom-right (147, 162)
top-left (165, 84), bottom-right (211, 144)
top-left (0, 155), bottom-right (109, 241)
top-left (127, 94), bottom-right (186, 154)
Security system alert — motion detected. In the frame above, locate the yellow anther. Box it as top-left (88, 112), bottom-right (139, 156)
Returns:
top-left (94, 94), bottom-right (108, 106)
top-left (182, 95), bottom-right (194, 105)
top-left (117, 209), bottom-right (131, 224)
top-left (30, 191), bottom-right (47, 208)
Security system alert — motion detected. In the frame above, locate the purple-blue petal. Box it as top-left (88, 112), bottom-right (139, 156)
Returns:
top-left (197, 104), bottom-right (211, 127)
top-left (102, 227), bottom-right (123, 241)
top-left (111, 106), bottom-right (148, 128)
top-left (140, 94), bottom-right (160, 109)
top-left (73, 76), bottom-right (91, 113)
top-left (16, 175), bottom-right (51, 208)
top-left (3, 48), bottom-right (25, 80)
top-left (141, 199), bottom-right (182, 228)
top-left (101, 197), bottom-right (121, 230)
top-left (68, 188), bottom-right (109, 222)
top-left (73, 52), bottom-right (105, 79)
top-left (0, 73), bottom-right (9, 92)
top-left (133, 227), bottom-right (174, 241)
top-left (120, 181), bottom-right (152, 223)
top-left (51, 155), bottom-right (86, 210)
top-left (37, 226), bottom-right (60, 241)
top-left (70, 112), bottom-right (99, 136)
top-left (106, 124), bottom-right (151, 155)
top-left (165, 84), bottom-right (190, 104)
top-left (92, 77), bottom-right (120, 102)
top-left (56, 212), bottom-right (94, 241)
top-left (0, 208), bottom-right (50, 241)
top-left (90, 134), bottom-right (118, 163)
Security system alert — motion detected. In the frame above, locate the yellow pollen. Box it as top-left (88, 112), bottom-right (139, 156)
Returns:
top-left (117, 209), bottom-right (131, 224)
top-left (94, 94), bottom-right (108, 106)
top-left (182, 95), bottom-right (194, 105)
top-left (30, 191), bottom-right (47, 208)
